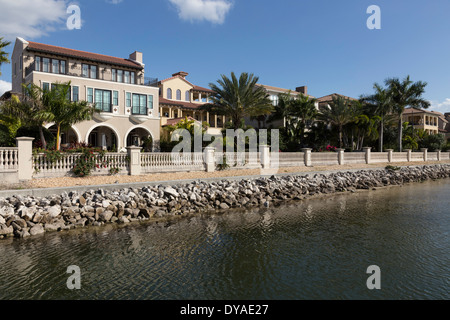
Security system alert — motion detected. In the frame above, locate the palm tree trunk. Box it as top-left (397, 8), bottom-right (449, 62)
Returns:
top-left (339, 125), bottom-right (343, 149)
top-left (38, 126), bottom-right (47, 150)
top-left (398, 117), bottom-right (403, 152)
top-left (379, 116), bottom-right (384, 152)
top-left (56, 123), bottom-right (61, 151)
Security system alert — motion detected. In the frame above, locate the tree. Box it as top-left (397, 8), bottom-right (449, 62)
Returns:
top-left (385, 76), bottom-right (430, 152)
top-left (291, 94), bottom-right (318, 143)
top-left (45, 82), bottom-right (97, 151)
top-left (204, 72), bottom-right (274, 130)
top-left (0, 37), bottom-right (11, 76)
top-left (319, 96), bottom-right (356, 149)
top-left (2, 84), bottom-right (54, 149)
top-left (360, 83), bottom-right (394, 152)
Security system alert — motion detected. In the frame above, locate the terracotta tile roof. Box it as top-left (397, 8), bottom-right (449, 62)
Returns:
top-left (256, 84), bottom-right (315, 98)
top-left (317, 93), bottom-right (358, 102)
top-left (159, 97), bottom-right (206, 110)
top-left (163, 116), bottom-right (201, 127)
top-left (26, 41), bottom-right (143, 70)
top-left (403, 107), bottom-right (440, 116)
top-left (192, 85), bottom-right (214, 93)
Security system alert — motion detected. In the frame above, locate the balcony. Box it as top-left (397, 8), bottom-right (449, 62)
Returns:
top-left (143, 77), bottom-right (158, 87)
top-left (25, 62), bottom-right (35, 77)
top-left (93, 103), bottom-right (114, 121)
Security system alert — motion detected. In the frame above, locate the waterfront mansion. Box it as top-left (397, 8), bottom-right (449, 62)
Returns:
top-left (11, 37), bottom-right (161, 151)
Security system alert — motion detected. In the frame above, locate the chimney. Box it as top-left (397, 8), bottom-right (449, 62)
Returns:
top-left (296, 86), bottom-right (308, 95)
top-left (129, 51), bottom-right (143, 64)
top-left (172, 71), bottom-right (189, 79)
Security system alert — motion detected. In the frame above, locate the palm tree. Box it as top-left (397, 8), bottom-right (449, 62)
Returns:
top-left (291, 94), bottom-right (318, 142)
top-left (0, 37), bottom-right (11, 76)
top-left (45, 82), bottom-right (97, 151)
top-left (319, 96), bottom-right (356, 149)
top-left (2, 84), bottom-right (54, 149)
top-left (204, 72), bottom-right (274, 130)
top-left (385, 76), bottom-right (430, 152)
top-left (360, 83), bottom-right (394, 152)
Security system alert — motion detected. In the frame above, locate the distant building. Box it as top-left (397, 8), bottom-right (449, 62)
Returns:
top-left (316, 93), bottom-right (358, 109)
top-left (158, 72), bottom-right (224, 135)
top-left (402, 107), bottom-right (440, 135)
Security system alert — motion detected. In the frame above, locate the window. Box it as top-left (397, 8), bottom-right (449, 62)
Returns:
top-left (131, 72), bottom-right (135, 84)
top-left (126, 92), bottom-right (131, 108)
top-left (167, 88), bottom-right (172, 99)
top-left (185, 90), bottom-right (190, 102)
top-left (42, 82), bottom-right (50, 91)
top-left (270, 95), bottom-right (279, 106)
top-left (35, 57), bottom-right (41, 71)
top-left (176, 90), bottom-right (181, 101)
top-left (124, 71), bottom-right (130, 84)
top-left (73, 86), bottom-right (79, 102)
top-left (148, 95), bottom-right (153, 109)
top-left (52, 59), bottom-right (59, 74)
top-left (82, 64), bottom-right (89, 77)
top-left (132, 94), bottom-right (147, 115)
top-left (60, 61), bottom-right (66, 74)
top-left (87, 88), bottom-right (93, 103)
top-left (95, 89), bottom-right (112, 112)
top-left (91, 66), bottom-right (97, 79)
top-left (113, 91), bottom-right (119, 106)
top-left (112, 69), bottom-right (116, 82)
top-left (42, 58), bottom-right (50, 73)
top-left (117, 70), bottom-right (123, 83)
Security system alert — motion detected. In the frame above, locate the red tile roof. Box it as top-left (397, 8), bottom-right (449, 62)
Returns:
top-left (192, 85), bottom-right (214, 93)
top-left (317, 93), bottom-right (358, 102)
top-left (26, 41), bottom-right (143, 70)
top-left (159, 97), bottom-right (207, 110)
top-left (163, 116), bottom-right (201, 127)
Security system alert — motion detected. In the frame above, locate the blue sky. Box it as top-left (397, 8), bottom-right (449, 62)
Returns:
top-left (1, 0), bottom-right (450, 112)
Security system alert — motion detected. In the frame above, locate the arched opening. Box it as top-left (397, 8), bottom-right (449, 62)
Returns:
top-left (126, 127), bottom-right (153, 152)
top-left (47, 125), bottom-right (79, 149)
top-left (87, 126), bottom-right (119, 152)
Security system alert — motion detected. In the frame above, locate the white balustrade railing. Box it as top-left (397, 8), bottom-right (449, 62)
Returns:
top-left (141, 153), bottom-right (205, 173)
top-left (0, 148), bottom-right (19, 171)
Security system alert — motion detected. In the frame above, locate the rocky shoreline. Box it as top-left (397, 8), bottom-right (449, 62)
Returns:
top-left (1, 164), bottom-right (449, 240)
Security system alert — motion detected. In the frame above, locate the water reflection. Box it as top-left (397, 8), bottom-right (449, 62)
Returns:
top-left (0, 179), bottom-right (449, 300)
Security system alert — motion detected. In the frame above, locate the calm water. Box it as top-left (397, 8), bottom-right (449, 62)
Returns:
top-left (0, 179), bottom-right (449, 300)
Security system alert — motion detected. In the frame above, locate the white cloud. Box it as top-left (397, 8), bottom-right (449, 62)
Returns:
top-left (106, 0), bottom-right (123, 4)
top-left (169, 0), bottom-right (233, 24)
top-left (0, 80), bottom-right (12, 97)
top-left (0, 0), bottom-right (68, 41)
top-left (430, 99), bottom-right (450, 114)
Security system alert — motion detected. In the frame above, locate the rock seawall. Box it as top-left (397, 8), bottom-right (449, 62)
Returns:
top-left (1, 165), bottom-right (449, 239)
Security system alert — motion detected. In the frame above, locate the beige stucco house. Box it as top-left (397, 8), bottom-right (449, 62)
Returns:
top-left (158, 71), bottom-right (226, 136)
top-left (11, 37), bottom-right (160, 151)
top-left (402, 107), bottom-right (440, 135)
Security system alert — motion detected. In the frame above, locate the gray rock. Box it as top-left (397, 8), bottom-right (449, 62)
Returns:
top-left (219, 203), bottom-right (230, 210)
top-left (48, 205), bottom-right (61, 218)
top-left (164, 187), bottom-right (180, 198)
top-left (99, 210), bottom-right (113, 222)
top-left (44, 223), bottom-right (59, 232)
top-left (30, 224), bottom-right (45, 236)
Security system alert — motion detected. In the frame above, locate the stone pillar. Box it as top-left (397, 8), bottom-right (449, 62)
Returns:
top-left (337, 148), bottom-right (345, 165)
top-left (421, 148), bottom-right (428, 162)
top-left (437, 150), bottom-right (441, 161)
top-left (260, 145), bottom-right (270, 169)
top-left (302, 148), bottom-right (312, 167)
top-left (386, 149), bottom-right (394, 162)
top-left (204, 147), bottom-right (215, 173)
top-left (363, 147), bottom-right (371, 164)
top-left (127, 146), bottom-right (142, 176)
top-left (16, 137), bottom-right (35, 181)
top-left (404, 149), bottom-right (412, 162)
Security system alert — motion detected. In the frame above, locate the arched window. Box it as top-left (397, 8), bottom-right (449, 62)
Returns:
top-left (167, 88), bottom-right (172, 99)
top-left (176, 89), bottom-right (181, 101)
top-left (185, 90), bottom-right (190, 102)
